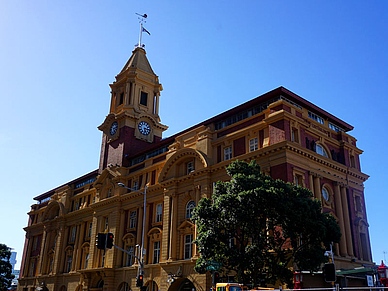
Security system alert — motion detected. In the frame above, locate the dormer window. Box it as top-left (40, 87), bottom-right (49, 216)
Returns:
top-left (308, 111), bottom-right (324, 125)
top-left (140, 91), bottom-right (148, 106)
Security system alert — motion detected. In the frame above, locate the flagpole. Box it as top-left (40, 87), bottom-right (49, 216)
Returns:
top-left (139, 21), bottom-right (143, 48)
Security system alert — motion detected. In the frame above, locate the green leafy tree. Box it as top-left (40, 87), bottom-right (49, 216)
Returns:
top-left (192, 160), bottom-right (341, 287)
top-left (0, 243), bottom-right (14, 291)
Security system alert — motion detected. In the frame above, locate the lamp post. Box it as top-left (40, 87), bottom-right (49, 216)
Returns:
top-left (118, 182), bottom-right (147, 278)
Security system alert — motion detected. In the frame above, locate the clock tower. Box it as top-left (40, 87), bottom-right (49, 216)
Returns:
top-left (98, 47), bottom-right (168, 172)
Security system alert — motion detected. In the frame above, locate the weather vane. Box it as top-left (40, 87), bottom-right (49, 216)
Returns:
top-left (135, 13), bottom-right (150, 48)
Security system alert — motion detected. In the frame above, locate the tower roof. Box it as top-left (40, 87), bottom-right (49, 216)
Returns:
top-left (119, 47), bottom-right (155, 75)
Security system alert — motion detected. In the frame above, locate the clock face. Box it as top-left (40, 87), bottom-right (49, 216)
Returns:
top-left (138, 121), bottom-right (151, 135)
top-left (110, 121), bottom-right (118, 136)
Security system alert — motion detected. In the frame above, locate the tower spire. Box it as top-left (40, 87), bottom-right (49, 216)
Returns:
top-left (135, 13), bottom-right (150, 49)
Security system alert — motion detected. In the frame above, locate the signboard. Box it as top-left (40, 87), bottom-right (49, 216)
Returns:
top-left (367, 275), bottom-right (373, 287)
top-left (206, 261), bottom-right (222, 270)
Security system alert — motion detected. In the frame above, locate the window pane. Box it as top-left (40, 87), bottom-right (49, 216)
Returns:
top-left (186, 201), bottom-right (195, 219)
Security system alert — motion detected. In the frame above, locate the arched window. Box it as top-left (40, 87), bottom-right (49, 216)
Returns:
top-left (186, 201), bottom-right (195, 219)
top-left (64, 246), bottom-right (73, 273)
top-left (322, 186), bottom-right (330, 202)
top-left (80, 243), bottom-right (90, 269)
top-left (122, 234), bottom-right (136, 267)
top-left (316, 144), bottom-right (328, 158)
top-left (118, 282), bottom-right (130, 291)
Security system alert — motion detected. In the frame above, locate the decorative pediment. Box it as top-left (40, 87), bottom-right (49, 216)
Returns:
top-left (123, 233), bottom-right (136, 245)
top-left (158, 148), bottom-right (208, 184)
top-left (94, 167), bottom-right (121, 187)
top-left (147, 227), bottom-right (162, 240)
top-left (178, 220), bottom-right (195, 231)
top-left (42, 200), bottom-right (65, 221)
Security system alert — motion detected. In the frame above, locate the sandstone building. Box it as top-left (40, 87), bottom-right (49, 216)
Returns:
top-left (18, 46), bottom-right (372, 291)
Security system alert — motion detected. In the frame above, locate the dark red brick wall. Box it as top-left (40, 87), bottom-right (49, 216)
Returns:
top-left (99, 126), bottom-right (163, 171)
top-left (153, 155), bottom-right (166, 164)
top-left (270, 104), bottom-right (291, 114)
top-left (151, 170), bottom-right (156, 185)
top-left (233, 137), bottom-right (246, 157)
top-left (270, 163), bottom-right (292, 182)
top-left (347, 187), bottom-right (359, 259)
top-left (269, 120), bottom-right (288, 145)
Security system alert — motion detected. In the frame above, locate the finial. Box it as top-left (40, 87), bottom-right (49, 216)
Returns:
top-left (135, 13), bottom-right (150, 49)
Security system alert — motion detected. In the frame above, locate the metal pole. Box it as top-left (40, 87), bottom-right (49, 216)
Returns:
top-left (139, 22), bottom-right (143, 48)
top-left (140, 185), bottom-right (147, 275)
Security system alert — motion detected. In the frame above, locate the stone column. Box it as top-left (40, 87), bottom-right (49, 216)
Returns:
top-left (169, 192), bottom-right (178, 260)
top-left (334, 183), bottom-right (348, 257)
top-left (75, 223), bottom-right (86, 270)
top-left (313, 175), bottom-right (321, 201)
top-left (341, 185), bottom-right (354, 257)
top-left (117, 210), bottom-right (126, 267)
top-left (88, 213), bottom-right (98, 269)
top-left (334, 243), bottom-right (340, 256)
top-left (22, 234), bottom-right (33, 277)
top-left (308, 172), bottom-right (315, 196)
top-left (54, 224), bottom-right (69, 274)
top-left (38, 226), bottom-right (49, 275)
top-left (136, 204), bottom-right (143, 265)
top-left (161, 192), bottom-right (171, 262)
top-left (144, 204), bottom-right (150, 264)
top-left (193, 185), bottom-right (201, 257)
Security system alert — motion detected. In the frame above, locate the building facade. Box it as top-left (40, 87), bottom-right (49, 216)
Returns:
top-left (18, 46), bottom-right (372, 291)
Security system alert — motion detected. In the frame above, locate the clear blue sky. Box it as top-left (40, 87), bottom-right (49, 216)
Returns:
top-left (1, 0), bottom-right (387, 270)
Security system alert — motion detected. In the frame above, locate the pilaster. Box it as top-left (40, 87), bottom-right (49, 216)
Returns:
top-left (334, 182), bottom-right (347, 257)
top-left (341, 185), bottom-right (354, 257)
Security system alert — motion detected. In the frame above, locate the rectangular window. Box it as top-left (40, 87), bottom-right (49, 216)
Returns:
top-left (74, 201), bottom-right (79, 211)
top-left (84, 253), bottom-right (89, 269)
top-left (129, 211), bottom-right (137, 228)
top-left (184, 234), bottom-right (193, 259)
top-left (224, 146), bottom-right (232, 161)
top-left (140, 91), bottom-right (148, 106)
top-left (155, 203), bottom-right (163, 223)
top-left (133, 181), bottom-right (139, 191)
top-left (329, 122), bottom-right (344, 132)
top-left (104, 217), bottom-right (109, 230)
top-left (292, 128), bottom-right (299, 143)
top-left (187, 161), bottom-right (194, 175)
top-left (70, 227), bottom-right (76, 243)
top-left (32, 237), bottom-right (38, 251)
top-left (119, 92), bottom-right (124, 105)
top-left (355, 195), bottom-right (363, 213)
top-left (294, 174), bottom-right (303, 187)
top-left (249, 138), bottom-right (258, 152)
top-left (126, 246), bottom-right (134, 266)
top-left (350, 155), bottom-right (355, 168)
top-left (66, 255), bottom-right (72, 273)
top-left (153, 241), bottom-right (160, 264)
top-left (48, 256), bottom-right (54, 273)
top-left (29, 260), bottom-right (35, 277)
top-left (308, 111), bottom-right (324, 124)
top-left (87, 222), bottom-right (92, 238)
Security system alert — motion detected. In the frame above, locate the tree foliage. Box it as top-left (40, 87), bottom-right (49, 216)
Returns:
top-left (0, 243), bottom-right (14, 291)
top-left (192, 160), bottom-right (341, 287)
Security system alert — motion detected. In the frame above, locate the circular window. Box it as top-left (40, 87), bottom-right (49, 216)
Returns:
top-left (322, 187), bottom-right (330, 202)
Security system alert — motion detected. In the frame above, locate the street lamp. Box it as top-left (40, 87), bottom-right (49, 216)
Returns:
top-left (118, 182), bottom-right (147, 279)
